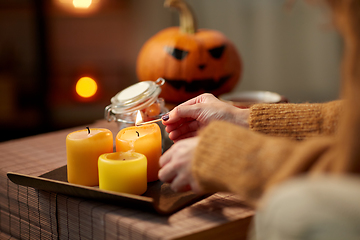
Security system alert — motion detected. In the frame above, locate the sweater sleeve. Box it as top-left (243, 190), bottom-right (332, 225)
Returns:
top-left (249, 101), bottom-right (343, 140)
top-left (192, 121), bottom-right (336, 207)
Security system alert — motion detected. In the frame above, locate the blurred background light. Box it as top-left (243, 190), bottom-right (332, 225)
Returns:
top-left (76, 76), bottom-right (98, 98)
top-left (73, 0), bottom-right (92, 9)
top-left (54, 0), bottom-right (101, 15)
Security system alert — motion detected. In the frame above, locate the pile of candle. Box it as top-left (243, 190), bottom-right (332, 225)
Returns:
top-left (66, 111), bottom-right (162, 195)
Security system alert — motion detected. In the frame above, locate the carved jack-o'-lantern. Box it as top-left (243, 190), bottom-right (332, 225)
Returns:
top-left (136, 0), bottom-right (242, 103)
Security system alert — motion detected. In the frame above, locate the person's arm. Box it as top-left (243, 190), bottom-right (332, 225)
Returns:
top-left (192, 121), bottom-right (336, 207)
top-left (160, 99), bottom-right (344, 203)
top-left (249, 101), bottom-right (343, 140)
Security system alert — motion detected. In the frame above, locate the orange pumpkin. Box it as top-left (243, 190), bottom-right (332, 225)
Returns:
top-left (136, 0), bottom-right (242, 104)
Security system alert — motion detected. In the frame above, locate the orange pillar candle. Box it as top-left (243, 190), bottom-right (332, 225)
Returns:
top-left (66, 128), bottom-right (113, 186)
top-left (98, 152), bottom-right (147, 195)
top-left (116, 123), bottom-right (161, 182)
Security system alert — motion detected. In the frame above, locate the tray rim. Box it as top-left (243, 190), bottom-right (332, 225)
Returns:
top-left (7, 171), bottom-right (153, 201)
top-left (7, 166), bottom-right (207, 215)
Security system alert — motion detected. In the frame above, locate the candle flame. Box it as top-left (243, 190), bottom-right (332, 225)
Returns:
top-left (135, 110), bottom-right (143, 126)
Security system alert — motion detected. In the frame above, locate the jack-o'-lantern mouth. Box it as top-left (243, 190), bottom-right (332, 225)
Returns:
top-left (164, 75), bottom-right (232, 93)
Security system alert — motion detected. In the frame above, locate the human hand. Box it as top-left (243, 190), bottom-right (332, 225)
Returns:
top-left (158, 137), bottom-right (203, 193)
top-left (162, 93), bottom-right (249, 142)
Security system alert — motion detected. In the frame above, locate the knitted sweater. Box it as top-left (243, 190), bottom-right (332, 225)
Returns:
top-left (192, 101), bottom-right (344, 206)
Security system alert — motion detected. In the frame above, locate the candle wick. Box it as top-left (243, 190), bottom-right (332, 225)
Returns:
top-left (86, 127), bottom-right (90, 134)
top-left (136, 131), bottom-right (139, 137)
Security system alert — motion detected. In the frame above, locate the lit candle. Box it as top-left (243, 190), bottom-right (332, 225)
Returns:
top-left (66, 127), bottom-right (113, 186)
top-left (98, 152), bottom-right (147, 195)
top-left (116, 111), bottom-right (162, 182)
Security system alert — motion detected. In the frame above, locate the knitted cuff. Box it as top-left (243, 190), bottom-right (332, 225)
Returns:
top-left (249, 101), bottom-right (342, 140)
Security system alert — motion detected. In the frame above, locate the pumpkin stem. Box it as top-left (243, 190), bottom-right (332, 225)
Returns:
top-left (164, 0), bottom-right (197, 34)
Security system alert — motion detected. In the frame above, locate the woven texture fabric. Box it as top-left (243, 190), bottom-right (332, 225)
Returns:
top-left (0, 120), bottom-right (253, 240)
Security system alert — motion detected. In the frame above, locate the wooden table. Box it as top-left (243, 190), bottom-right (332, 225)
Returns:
top-left (0, 120), bottom-right (254, 240)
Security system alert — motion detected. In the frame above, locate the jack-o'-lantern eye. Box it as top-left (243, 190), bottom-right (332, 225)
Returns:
top-left (208, 45), bottom-right (226, 59)
top-left (164, 46), bottom-right (189, 60)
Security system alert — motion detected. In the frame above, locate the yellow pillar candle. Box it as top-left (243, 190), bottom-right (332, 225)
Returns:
top-left (66, 128), bottom-right (113, 186)
top-left (116, 123), bottom-right (161, 182)
top-left (98, 152), bottom-right (147, 195)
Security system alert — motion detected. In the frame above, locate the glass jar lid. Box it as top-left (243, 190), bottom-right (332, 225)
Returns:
top-left (108, 78), bottom-right (165, 115)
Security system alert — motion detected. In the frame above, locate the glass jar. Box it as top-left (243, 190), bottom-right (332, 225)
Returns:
top-left (105, 78), bottom-right (172, 151)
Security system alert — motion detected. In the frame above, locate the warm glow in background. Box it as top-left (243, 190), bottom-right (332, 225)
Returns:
top-left (75, 77), bottom-right (98, 98)
top-left (55, 0), bottom-right (100, 14)
top-left (73, 0), bottom-right (92, 9)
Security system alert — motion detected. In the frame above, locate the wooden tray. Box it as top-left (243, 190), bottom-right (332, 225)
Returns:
top-left (7, 166), bottom-right (207, 215)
